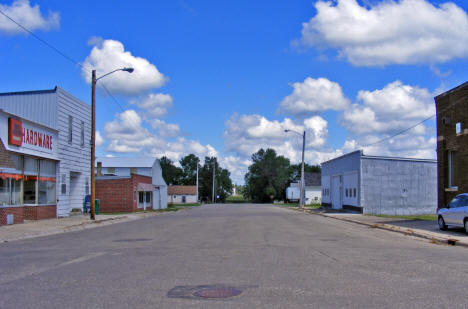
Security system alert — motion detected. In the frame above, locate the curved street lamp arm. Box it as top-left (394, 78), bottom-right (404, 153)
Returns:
top-left (96, 67), bottom-right (134, 81)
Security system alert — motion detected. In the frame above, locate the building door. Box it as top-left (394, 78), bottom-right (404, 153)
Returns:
top-left (69, 172), bottom-right (81, 212)
top-left (153, 189), bottom-right (160, 209)
top-left (138, 192), bottom-right (144, 209)
top-left (331, 175), bottom-right (342, 209)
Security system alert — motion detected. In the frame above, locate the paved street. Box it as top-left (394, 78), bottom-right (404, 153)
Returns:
top-left (1, 204), bottom-right (468, 308)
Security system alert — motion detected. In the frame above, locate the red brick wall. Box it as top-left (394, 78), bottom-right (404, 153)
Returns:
top-left (24, 206), bottom-right (56, 220)
top-left (435, 82), bottom-right (468, 208)
top-left (0, 207), bottom-right (24, 225)
top-left (96, 175), bottom-right (153, 213)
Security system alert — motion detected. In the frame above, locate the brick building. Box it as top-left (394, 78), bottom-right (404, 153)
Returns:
top-left (434, 81), bottom-right (468, 209)
top-left (95, 174), bottom-right (154, 213)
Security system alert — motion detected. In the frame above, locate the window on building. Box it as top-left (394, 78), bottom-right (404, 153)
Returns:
top-left (61, 173), bottom-right (67, 195)
top-left (80, 121), bottom-right (84, 147)
top-left (38, 160), bottom-right (56, 205)
top-left (23, 157), bottom-right (38, 204)
top-left (354, 188), bottom-right (356, 198)
top-left (68, 115), bottom-right (73, 144)
top-left (448, 151), bottom-right (457, 188)
top-left (345, 189), bottom-right (348, 197)
top-left (130, 167), bottom-right (137, 174)
top-left (456, 122), bottom-right (462, 134)
top-left (107, 167), bottom-right (115, 175)
top-left (146, 192), bottom-right (151, 203)
top-left (139, 192), bottom-right (144, 203)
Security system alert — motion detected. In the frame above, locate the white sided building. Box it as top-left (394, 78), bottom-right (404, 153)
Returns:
top-left (0, 87), bottom-right (91, 222)
top-left (168, 186), bottom-right (197, 204)
top-left (96, 157), bottom-right (168, 209)
top-left (321, 150), bottom-right (437, 215)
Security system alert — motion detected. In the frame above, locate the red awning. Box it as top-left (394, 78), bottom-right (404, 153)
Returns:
top-left (137, 183), bottom-right (155, 192)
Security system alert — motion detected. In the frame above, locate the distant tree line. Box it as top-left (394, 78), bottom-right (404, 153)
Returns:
top-left (244, 148), bottom-right (321, 203)
top-left (159, 154), bottom-right (233, 203)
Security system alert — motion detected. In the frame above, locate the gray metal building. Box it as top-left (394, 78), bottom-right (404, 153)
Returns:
top-left (321, 150), bottom-right (437, 215)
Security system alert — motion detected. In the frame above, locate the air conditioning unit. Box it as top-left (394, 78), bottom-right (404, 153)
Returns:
top-left (442, 117), bottom-right (451, 125)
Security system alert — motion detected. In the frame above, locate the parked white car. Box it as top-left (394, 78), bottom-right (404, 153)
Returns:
top-left (437, 194), bottom-right (468, 233)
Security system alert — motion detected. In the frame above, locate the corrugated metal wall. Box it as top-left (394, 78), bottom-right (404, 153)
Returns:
top-left (361, 158), bottom-right (437, 215)
top-left (0, 90), bottom-right (57, 129)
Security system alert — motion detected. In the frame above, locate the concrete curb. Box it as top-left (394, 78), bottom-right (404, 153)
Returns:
top-left (289, 208), bottom-right (468, 248)
top-left (0, 210), bottom-right (169, 243)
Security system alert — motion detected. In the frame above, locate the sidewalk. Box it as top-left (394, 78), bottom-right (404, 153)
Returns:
top-left (293, 207), bottom-right (468, 248)
top-left (0, 211), bottom-right (162, 243)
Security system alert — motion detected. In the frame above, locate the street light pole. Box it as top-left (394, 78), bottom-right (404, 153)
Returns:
top-left (212, 158), bottom-right (216, 203)
top-left (90, 70), bottom-right (96, 220)
top-left (285, 129), bottom-right (306, 209)
top-left (300, 130), bottom-right (306, 209)
top-left (90, 67), bottom-right (134, 220)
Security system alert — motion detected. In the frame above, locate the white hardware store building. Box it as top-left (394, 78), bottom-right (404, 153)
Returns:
top-left (321, 150), bottom-right (437, 215)
top-left (0, 87), bottom-right (91, 224)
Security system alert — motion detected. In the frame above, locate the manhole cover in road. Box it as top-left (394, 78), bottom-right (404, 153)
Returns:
top-left (112, 238), bottom-right (152, 242)
top-left (168, 284), bottom-right (254, 300)
top-left (193, 287), bottom-right (242, 299)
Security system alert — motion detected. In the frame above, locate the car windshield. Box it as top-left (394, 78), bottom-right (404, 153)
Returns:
top-left (449, 197), bottom-right (461, 208)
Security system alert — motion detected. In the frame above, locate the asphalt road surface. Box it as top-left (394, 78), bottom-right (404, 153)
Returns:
top-left (1, 204), bottom-right (468, 309)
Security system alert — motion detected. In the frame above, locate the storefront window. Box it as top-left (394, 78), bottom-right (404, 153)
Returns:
top-left (23, 157), bottom-right (38, 204)
top-left (146, 192), bottom-right (151, 203)
top-left (38, 160), bottom-right (56, 204)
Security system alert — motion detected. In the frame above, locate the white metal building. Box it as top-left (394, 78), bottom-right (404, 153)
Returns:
top-left (286, 172), bottom-right (322, 204)
top-left (321, 150), bottom-right (437, 215)
top-left (96, 157), bottom-right (168, 209)
top-left (0, 87), bottom-right (91, 218)
top-left (168, 186), bottom-right (197, 204)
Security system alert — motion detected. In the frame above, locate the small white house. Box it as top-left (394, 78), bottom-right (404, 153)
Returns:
top-left (168, 186), bottom-right (197, 204)
top-left (286, 172), bottom-right (322, 205)
top-left (96, 157), bottom-right (168, 209)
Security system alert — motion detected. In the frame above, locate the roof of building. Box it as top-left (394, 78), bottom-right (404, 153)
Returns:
top-left (305, 172), bottom-right (321, 186)
top-left (0, 87), bottom-right (58, 96)
top-left (321, 150), bottom-right (436, 165)
top-left (434, 81), bottom-right (468, 99)
top-left (168, 186), bottom-right (197, 195)
top-left (96, 157), bottom-right (157, 168)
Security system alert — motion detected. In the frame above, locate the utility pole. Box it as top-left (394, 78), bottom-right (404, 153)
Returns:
top-left (196, 158), bottom-right (199, 203)
top-left (89, 67), bottom-right (133, 220)
top-left (212, 158), bottom-right (216, 203)
top-left (300, 130), bottom-right (306, 209)
top-left (90, 70), bottom-right (96, 220)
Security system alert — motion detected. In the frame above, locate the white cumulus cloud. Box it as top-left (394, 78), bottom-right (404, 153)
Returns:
top-left (82, 39), bottom-right (167, 95)
top-left (132, 93), bottom-right (173, 118)
top-left (104, 110), bottom-right (163, 153)
top-left (278, 77), bottom-right (349, 116)
top-left (340, 81), bottom-right (435, 135)
top-left (0, 0), bottom-right (60, 35)
top-left (299, 0), bottom-right (468, 66)
top-left (95, 131), bottom-right (104, 147)
top-left (224, 114), bottom-right (329, 160)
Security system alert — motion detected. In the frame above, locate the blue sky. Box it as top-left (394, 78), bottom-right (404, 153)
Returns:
top-left (1, 0), bottom-right (468, 183)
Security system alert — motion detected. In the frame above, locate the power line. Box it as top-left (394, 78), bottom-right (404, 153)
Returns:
top-left (0, 8), bottom-right (127, 112)
top-left (360, 95), bottom-right (466, 148)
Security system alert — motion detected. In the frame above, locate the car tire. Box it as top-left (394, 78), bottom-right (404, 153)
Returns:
top-left (464, 220), bottom-right (468, 234)
top-left (438, 216), bottom-right (447, 231)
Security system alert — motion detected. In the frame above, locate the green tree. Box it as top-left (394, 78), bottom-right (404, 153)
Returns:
top-left (159, 156), bottom-right (183, 185)
top-left (244, 148), bottom-right (291, 202)
top-left (289, 163), bottom-right (321, 182)
top-left (179, 154), bottom-right (200, 185)
top-left (198, 157), bottom-right (233, 203)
